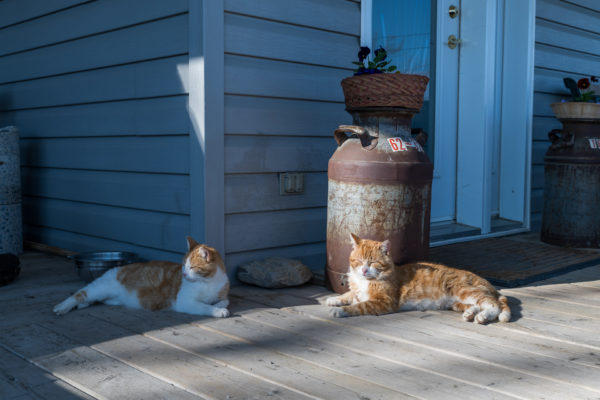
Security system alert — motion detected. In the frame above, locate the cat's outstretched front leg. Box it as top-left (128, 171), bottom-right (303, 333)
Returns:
top-left (325, 290), bottom-right (354, 307)
top-left (330, 299), bottom-right (395, 318)
top-left (174, 301), bottom-right (230, 318)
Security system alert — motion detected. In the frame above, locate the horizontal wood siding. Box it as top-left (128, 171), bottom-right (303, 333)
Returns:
top-left (223, 0), bottom-right (360, 273)
top-left (0, 0), bottom-right (190, 260)
top-left (531, 0), bottom-right (600, 229)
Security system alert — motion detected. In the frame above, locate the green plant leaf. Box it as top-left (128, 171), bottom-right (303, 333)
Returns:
top-left (563, 78), bottom-right (580, 99)
top-left (386, 65), bottom-right (397, 72)
top-left (373, 52), bottom-right (385, 63)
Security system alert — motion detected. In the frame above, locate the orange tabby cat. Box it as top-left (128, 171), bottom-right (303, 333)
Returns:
top-left (326, 234), bottom-right (511, 323)
top-left (54, 236), bottom-right (230, 317)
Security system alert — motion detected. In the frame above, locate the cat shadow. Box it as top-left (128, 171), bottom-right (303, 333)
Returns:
top-left (504, 295), bottom-right (523, 322)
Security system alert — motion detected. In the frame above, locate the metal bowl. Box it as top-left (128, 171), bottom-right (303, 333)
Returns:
top-left (69, 251), bottom-right (142, 282)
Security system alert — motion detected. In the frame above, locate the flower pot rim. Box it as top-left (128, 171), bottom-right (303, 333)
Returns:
top-left (550, 102), bottom-right (600, 121)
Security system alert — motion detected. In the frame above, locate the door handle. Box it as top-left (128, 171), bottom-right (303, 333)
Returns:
top-left (448, 34), bottom-right (461, 49)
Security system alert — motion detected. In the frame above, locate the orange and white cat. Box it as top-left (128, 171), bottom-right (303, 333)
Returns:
top-left (326, 234), bottom-right (511, 324)
top-left (54, 237), bottom-right (230, 318)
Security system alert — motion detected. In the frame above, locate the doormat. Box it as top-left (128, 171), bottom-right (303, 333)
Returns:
top-left (428, 233), bottom-right (600, 287)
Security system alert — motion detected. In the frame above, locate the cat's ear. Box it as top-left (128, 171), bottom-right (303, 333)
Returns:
top-left (349, 233), bottom-right (361, 248)
top-left (197, 247), bottom-right (212, 262)
top-left (186, 236), bottom-right (199, 251)
top-left (381, 239), bottom-right (391, 255)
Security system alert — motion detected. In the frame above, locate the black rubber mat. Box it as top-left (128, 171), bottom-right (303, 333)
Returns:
top-left (428, 234), bottom-right (600, 287)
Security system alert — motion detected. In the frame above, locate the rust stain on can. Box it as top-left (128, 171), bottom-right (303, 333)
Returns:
top-left (326, 109), bottom-right (433, 293)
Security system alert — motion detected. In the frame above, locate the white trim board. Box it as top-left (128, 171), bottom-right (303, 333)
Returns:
top-left (188, 0), bottom-right (225, 251)
top-left (498, 0), bottom-right (535, 229)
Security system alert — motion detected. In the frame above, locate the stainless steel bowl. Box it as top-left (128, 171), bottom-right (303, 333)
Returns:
top-left (69, 251), bottom-right (142, 282)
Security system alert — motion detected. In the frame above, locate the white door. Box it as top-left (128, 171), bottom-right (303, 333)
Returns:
top-left (366, 0), bottom-right (459, 224)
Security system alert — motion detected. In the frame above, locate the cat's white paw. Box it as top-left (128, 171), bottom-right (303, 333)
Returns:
top-left (329, 307), bottom-right (349, 318)
top-left (212, 307), bottom-right (230, 318)
top-left (474, 312), bottom-right (489, 324)
top-left (53, 299), bottom-right (74, 316)
top-left (498, 310), bottom-right (511, 323)
top-left (462, 306), bottom-right (480, 322)
top-left (326, 296), bottom-right (342, 307)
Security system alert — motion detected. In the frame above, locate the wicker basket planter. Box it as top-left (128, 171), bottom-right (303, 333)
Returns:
top-left (550, 102), bottom-right (600, 120)
top-left (341, 73), bottom-right (429, 111)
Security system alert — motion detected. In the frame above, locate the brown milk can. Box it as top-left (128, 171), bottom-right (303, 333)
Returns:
top-left (326, 108), bottom-right (433, 293)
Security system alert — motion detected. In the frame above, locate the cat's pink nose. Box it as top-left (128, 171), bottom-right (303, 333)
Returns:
top-left (362, 267), bottom-right (368, 275)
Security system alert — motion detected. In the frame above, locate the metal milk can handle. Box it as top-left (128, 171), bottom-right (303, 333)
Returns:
top-left (411, 128), bottom-right (428, 147)
top-left (548, 129), bottom-right (574, 149)
top-left (334, 125), bottom-right (379, 150)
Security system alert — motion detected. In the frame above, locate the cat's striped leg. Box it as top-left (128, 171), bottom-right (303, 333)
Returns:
top-left (325, 290), bottom-right (354, 307)
top-left (330, 299), bottom-right (395, 318)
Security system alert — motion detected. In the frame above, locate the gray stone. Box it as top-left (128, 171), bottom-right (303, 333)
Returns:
top-left (237, 257), bottom-right (313, 288)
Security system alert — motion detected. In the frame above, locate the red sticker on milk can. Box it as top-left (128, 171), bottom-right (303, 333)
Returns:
top-left (388, 137), bottom-right (424, 152)
top-left (589, 138), bottom-right (600, 149)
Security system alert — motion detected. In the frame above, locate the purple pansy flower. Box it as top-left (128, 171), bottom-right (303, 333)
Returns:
top-left (358, 46), bottom-right (370, 62)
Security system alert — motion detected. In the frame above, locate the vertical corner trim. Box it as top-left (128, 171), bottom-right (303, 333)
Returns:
top-left (188, 0), bottom-right (225, 252)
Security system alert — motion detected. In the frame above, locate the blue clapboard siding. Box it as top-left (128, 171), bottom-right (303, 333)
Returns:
top-left (222, 0), bottom-right (359, 272)
top-left (225, 96), bottom-right (348, 136)
top-left (21, 168), bottom-right (189, 215)
top-left (3, 96), bottom-right (189, 138)
top-left (0, 0), bottom-right (188, 56)
top-left (531, 0), bottom-right (600, 229)
top-left (20, 136), bottom-right (189, 173)
top-left (0, 14), bottom-right (188, 84)
top-left (0, 0), bottom-right (192, 261)
top-left (0, 0), bottom-right (89, 29)
top-left (1, 56), bottom-right (188, 110)
top-left (22, 197), bottom-right (188, 253)
top-left (225, 173), bottom-right (327, 214)
top-left (23, 226), bottom-right (185, 262)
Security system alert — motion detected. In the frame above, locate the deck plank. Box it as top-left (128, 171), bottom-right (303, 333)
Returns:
top-left (0, 323), bottom-right (200, 400)
top-left (42, 312), bottom-right (310, 400)
top-left (85, 306), bottom-right (417, 400)
top-left (231, 286), bottom-right (600, 399)
top-left (0, 346), bottom-right (96, 400)
top-left (204, 308), bottom-right (518, 400)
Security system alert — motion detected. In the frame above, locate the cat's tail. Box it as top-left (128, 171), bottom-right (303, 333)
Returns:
top-left (497, 295), bottom-right (511, 322)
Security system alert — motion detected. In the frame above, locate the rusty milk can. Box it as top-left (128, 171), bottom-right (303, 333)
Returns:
top-left (541, 103), bottom-right (600, 248)
top-left (326, 109), bottom-right (433, 293)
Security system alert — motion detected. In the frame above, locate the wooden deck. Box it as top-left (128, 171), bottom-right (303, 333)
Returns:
top-left (1, 251), bottom-right (600, 400)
